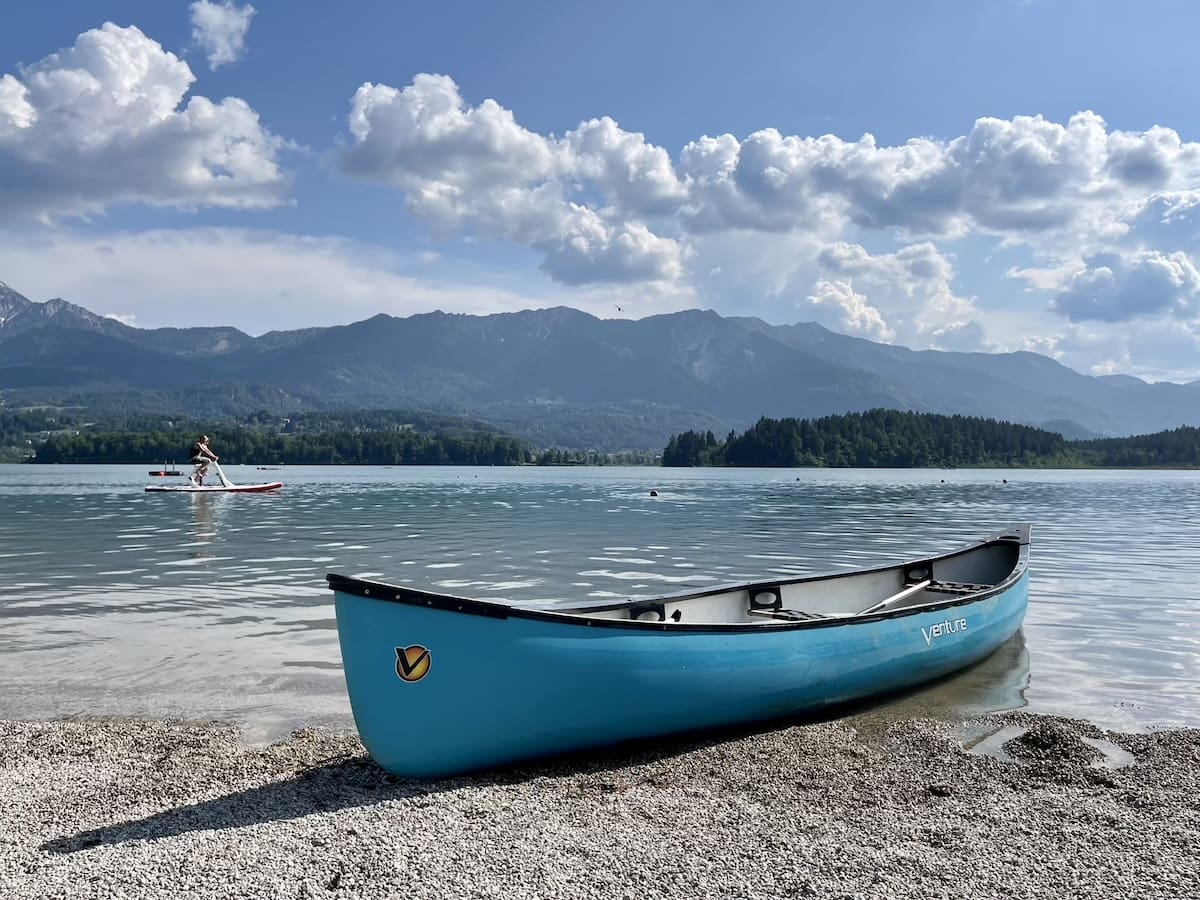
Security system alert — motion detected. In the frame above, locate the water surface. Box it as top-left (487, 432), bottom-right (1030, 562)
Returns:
top-left (1, 464), bottom-right (1197, 741)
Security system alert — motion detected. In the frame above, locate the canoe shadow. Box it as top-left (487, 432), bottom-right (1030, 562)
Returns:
top-left (41, 751), bottom-right (414, 855)
top-left (42, 721), bottom-right (779, 856)
top-left (43, 634), bottom-right (1030, 854)
top-left (38, 719), bottom-right (819, 855)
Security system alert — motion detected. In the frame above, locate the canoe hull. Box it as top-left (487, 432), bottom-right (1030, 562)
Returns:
top-left (332, 556), bottom-right (1029, 777)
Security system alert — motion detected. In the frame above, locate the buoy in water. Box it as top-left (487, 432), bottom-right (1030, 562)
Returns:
top-left (649, 490), bottom-right (659, 497)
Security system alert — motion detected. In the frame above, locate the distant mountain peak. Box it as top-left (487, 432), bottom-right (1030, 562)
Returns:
top-left (0, 281), bottom-right (33, 324)
top-left (0, 280), bottom-right (29, 301)
top-left (0, 287), bottom-right (137, 344)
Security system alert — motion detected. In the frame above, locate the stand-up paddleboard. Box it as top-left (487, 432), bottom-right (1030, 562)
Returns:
top-left (144, 460), bottom-right (282, 493)
top-left (145, 481), bottom-right (283, 493)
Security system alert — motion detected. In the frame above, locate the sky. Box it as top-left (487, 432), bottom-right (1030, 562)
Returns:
top-left (2, 1), bottom-right (1200, 382)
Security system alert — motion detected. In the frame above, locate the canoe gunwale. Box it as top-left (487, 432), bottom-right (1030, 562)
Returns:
top-left (326, 524), bottom-right (1030, 634)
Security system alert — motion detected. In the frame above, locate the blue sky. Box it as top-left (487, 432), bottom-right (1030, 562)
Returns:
top-left (2, 1), bottom-right (1200, 381)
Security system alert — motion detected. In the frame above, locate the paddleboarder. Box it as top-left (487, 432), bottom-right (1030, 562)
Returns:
top-left (189, 435), bottom-right (219, 487)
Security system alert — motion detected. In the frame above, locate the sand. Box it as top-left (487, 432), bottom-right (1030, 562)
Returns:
top-left (1, 713), bottom-right (1196, 899)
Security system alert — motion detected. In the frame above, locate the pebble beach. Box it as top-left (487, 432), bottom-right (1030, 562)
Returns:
top-left (2, 713), bottom-right (1196, 900)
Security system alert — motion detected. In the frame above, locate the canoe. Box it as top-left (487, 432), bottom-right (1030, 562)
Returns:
top-left (327, 524), bottom-right (1031, 777)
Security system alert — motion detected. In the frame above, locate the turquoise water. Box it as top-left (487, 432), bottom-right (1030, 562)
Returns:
top-left (1, 464), bottom-right (1197, 740)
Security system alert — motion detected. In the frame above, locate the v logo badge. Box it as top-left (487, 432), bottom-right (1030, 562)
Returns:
top-left (395, 645), bottom-right (431, 683)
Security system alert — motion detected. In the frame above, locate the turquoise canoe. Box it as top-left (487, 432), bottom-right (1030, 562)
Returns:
top-left (327, 525), bottom-right (1030, 777)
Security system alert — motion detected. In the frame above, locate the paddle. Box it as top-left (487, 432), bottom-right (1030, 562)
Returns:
top-left (857, 579), bottom-right (932, 616)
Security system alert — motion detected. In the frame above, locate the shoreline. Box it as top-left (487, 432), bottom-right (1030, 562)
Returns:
top-left (2, 712), bottom-right (1196, 899)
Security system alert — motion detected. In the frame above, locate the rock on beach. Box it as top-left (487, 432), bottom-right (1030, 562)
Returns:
top-left (1, 713), bottom-right (1197, 900)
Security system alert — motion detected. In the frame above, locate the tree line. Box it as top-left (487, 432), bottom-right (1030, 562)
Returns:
top-left (2, 404), bottom-right (672, 461)
top-left (15, 406), bottom-right (1200, 468)
top-left (24, 424), bottom-right (660, 466)
top-left (662, 410), bottom-right (1200, 468)
top-left (30, 428), bottom-right (531, 466)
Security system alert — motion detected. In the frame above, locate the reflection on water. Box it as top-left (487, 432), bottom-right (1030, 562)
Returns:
top-left (190, 494), bottom-right (218, 557)
top-left (0, 464), bottom-right (1198, 741)
top-left (888, 629), bottom-right (1032, 721)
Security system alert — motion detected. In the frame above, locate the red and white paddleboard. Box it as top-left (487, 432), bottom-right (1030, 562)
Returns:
top-left (144, 460), bottom-right (282, 493)
top-left (144, 481), bottom-right (283, 493)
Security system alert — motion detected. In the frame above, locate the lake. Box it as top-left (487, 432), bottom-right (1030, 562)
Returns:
top-left (1, 464), bottom-right (1197, 742)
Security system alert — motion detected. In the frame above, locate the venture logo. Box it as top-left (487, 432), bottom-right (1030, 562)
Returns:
top-left (395, 645), bottom-right (431, 682)
top-left (921, 618), bottom-right (968, 647)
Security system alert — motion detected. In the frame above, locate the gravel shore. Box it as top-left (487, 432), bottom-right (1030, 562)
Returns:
top-left (1, 713), bottom-right (1196, 900)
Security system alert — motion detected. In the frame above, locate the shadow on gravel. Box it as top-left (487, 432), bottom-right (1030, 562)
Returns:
top-left (37, 729), bottom-right (740, 854)
top-left (42, 634), bottom-right (1032, 854)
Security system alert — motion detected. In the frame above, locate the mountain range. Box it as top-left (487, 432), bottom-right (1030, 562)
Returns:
top-left (2, 279), bottom-right (1198, 450)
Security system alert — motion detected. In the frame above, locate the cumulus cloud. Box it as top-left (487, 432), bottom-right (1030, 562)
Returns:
top-left (1122, 191), bottom-right (1200, 252)
top-left (189, 1), bottom-right (256, 70)
top-left (1052, 250), bottom-right (1200, 323)
top-left (803, 279), bottom-right (894, 341)
top-left (682, 112), bottom-right (1200, 246)
top-left (0, 74), bottom-right (35, 128)
top-left (814, 241), bottom-right (996, 351)
top-left (0, 22), bottom-right (286, 223)
top-left (341, 74), bottom-right (688, 286)
top-left (566, 117), bottom-right (689, 215)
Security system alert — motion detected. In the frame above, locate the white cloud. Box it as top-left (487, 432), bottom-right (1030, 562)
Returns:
top-left (566, 117), bottom-right (688, 216)
top-left (0, 74), bottom-right (36, 128)
top-left (189, 1), bottom-right (256, 70)
top-left (1122, 191), bottom-right (1200, 252)
top-left (1052, 250), bottom-right (1200, 323)
top-left (814, 241), bottom-right (996, 351)
top-left (0, 22), bottom-right (286, 224)
top-left (682, 112), bottom-right (1200, 247)
top-left (341, 74), bottom-right (688, 286)
top-left (802, 279), bottom-right (894, 341)
top-left (1006, 259), bottom-right (1082, 293)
